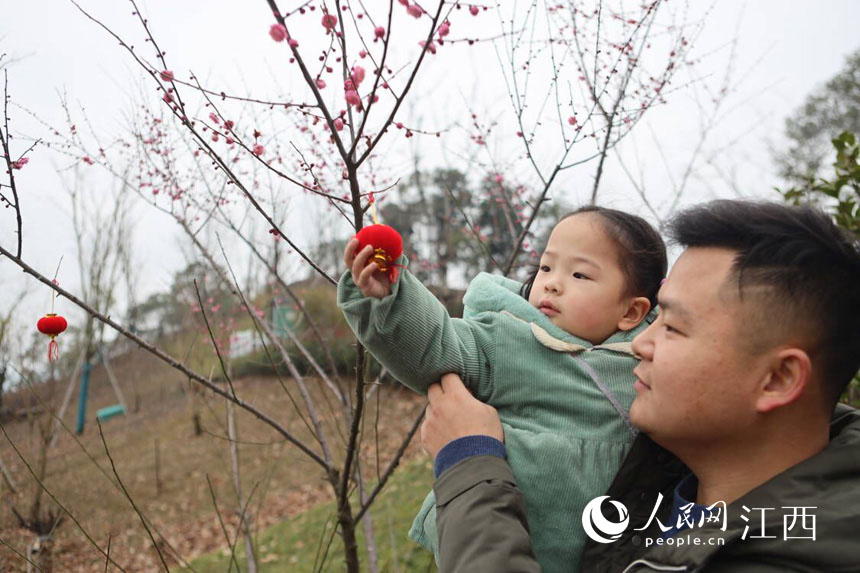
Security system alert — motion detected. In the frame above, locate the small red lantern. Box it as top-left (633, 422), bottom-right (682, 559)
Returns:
top-left (37, 314), bottom-right (68, 362)
top-left (355, 224), bottom-right (403, 280)
top-left (355, 191), bottom-right (404, 282)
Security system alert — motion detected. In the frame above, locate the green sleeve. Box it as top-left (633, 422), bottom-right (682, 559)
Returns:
top-left (434, 455), bottom-right (541, 573)
top-left (336, 268), bottom-right (495, 397)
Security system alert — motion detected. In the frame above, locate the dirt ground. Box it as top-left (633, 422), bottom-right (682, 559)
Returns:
top-left (0, 346), bottom-right (427, 571)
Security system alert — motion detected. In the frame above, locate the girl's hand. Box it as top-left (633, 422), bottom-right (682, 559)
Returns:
top-left (344, 237), bottom-right (392, 299)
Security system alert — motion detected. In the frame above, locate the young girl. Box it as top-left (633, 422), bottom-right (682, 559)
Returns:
top-left (338, 206), bottom-right (667, 572)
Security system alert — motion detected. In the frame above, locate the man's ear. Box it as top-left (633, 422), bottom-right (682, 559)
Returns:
top-left (617, 297), bottom-right (651, 332)
top-left (755, 348), bottom-right (812, 413)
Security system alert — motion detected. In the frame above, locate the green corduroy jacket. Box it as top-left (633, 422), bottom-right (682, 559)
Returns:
top-left (337, 268), bottom-right (656, 572)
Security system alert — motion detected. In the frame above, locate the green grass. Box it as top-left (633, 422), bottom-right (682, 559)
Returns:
top-left (188, 457), bottom-right (438, 572)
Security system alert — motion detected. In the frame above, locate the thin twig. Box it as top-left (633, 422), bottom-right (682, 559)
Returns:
top-left (0, 245), bottom-right (327, 469)
top-left (0, 421), bottom-right (126, 571)
top-left (192, 279), bottom-right (237, 399)
top-left (96, 420), bottom-right (171, 572)
top-left (0, 535), bottom-right (43, 572)
top-left (216, 236), bottom-right (334, 465)
top-left (206, 474), bottom-right (241, 573)
top-left (15, 368), bottom-right (195, 570)
top-left (355, 407), bottom-right (424, 522)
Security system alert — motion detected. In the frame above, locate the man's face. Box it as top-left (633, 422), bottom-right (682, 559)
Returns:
top-left (630, 247), bottom-right (766, 448)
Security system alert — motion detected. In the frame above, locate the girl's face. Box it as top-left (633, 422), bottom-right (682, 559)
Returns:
top-left (528, 213), bottom-right (634, 344)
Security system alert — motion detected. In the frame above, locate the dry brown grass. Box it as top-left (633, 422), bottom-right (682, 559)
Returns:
top-left (0, 345), bottom-right (427, 571)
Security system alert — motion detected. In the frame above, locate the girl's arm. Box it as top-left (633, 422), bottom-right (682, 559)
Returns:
top-left (337, 268), bottom-right (495, 397)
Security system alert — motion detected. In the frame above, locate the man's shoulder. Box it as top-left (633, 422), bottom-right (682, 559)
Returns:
top-left (624, 406), bottom-right (860, 571)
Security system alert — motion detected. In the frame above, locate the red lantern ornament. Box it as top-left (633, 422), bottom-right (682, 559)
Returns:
top-left (37, 313), bottom-right (67, 362)
top-left (356, 224), bottom-right (403, 280)
top-left (355, 192), bottom-right (404, 282)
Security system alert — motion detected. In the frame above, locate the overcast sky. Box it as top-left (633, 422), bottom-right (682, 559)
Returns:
top-left (1, 0), bottom-right (859, 359)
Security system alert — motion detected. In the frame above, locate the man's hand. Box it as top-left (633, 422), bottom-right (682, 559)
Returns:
top-left (421, 373), bottom-right (504, 460)
top-left (344, 237), bottom-right (392, 299)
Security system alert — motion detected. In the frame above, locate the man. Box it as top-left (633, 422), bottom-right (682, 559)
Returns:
top-left (421, 200), bottom-right (860, 572)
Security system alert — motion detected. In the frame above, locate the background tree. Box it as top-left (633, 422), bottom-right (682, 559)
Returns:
top-left (776, 48), bottom-right (860, 186)
top-left (779, 131), bottom-right (859, 406)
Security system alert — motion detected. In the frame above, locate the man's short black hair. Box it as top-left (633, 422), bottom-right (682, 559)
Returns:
top-left (667, 200), bottom-right (860, 407)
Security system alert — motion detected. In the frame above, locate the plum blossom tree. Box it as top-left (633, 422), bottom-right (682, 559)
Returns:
top-left (0, 0), bottom-right (718, 569)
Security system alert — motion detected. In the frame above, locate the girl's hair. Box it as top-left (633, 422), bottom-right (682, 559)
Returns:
top-left (520, 206), bottom-right (667, 307)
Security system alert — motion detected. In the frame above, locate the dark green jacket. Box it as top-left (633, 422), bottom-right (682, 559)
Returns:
top-left (435, 404), bottom-right (860, 572)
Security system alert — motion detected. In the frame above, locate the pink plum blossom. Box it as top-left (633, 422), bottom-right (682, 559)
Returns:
top-left (10, 157), bottom-right (29, 170)
top-left (374, 26), bottom-right (385, 39)
top-left (334, 118), bottom-right (344, 131)
top-left (345, 90), bottom-right (361, 106)
top-left (253, 144), bottom-right (265, 156)
top-left (351, 65), bottom-right (366, 85)
top-left (321, 13), bottom-right (337, 30)
top-left (407, 4), bottom-right (423, 18)
top-left (316, 78), bottom-right (327, 89)
top-left (438, 22), bottom-right (450, 37)
top-left (288, 37), bottom-right (299, 48)
top-left (419, 40), bottom-right (436, 54)
top-left (160, 70), bottom-right (175, 82)
top-left (470, 5), bottom-right (479, 15)
top-left (269, 23), bottom-right (288, 42)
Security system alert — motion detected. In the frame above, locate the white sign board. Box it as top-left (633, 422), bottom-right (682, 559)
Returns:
top-left (229, 329), bottom-right (262, 359)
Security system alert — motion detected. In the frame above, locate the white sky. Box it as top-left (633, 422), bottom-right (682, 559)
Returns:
top-left (1, 0), bottom-right (859, 360)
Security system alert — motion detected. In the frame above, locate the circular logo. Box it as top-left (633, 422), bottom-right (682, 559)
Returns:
top-left (581, 496), bottom-right (630, 544)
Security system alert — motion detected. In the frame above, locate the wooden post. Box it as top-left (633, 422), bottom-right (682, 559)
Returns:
top-left (154, 438), bottom-right (162, 496)
top-left (47, 347), bottom-right (86, 449)
top-left (227, 399), bottom-right (258, 573)
top-left (99, 344), bottom-right (128, 414)
top-left (0, 453), bottom-right (18, 494)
